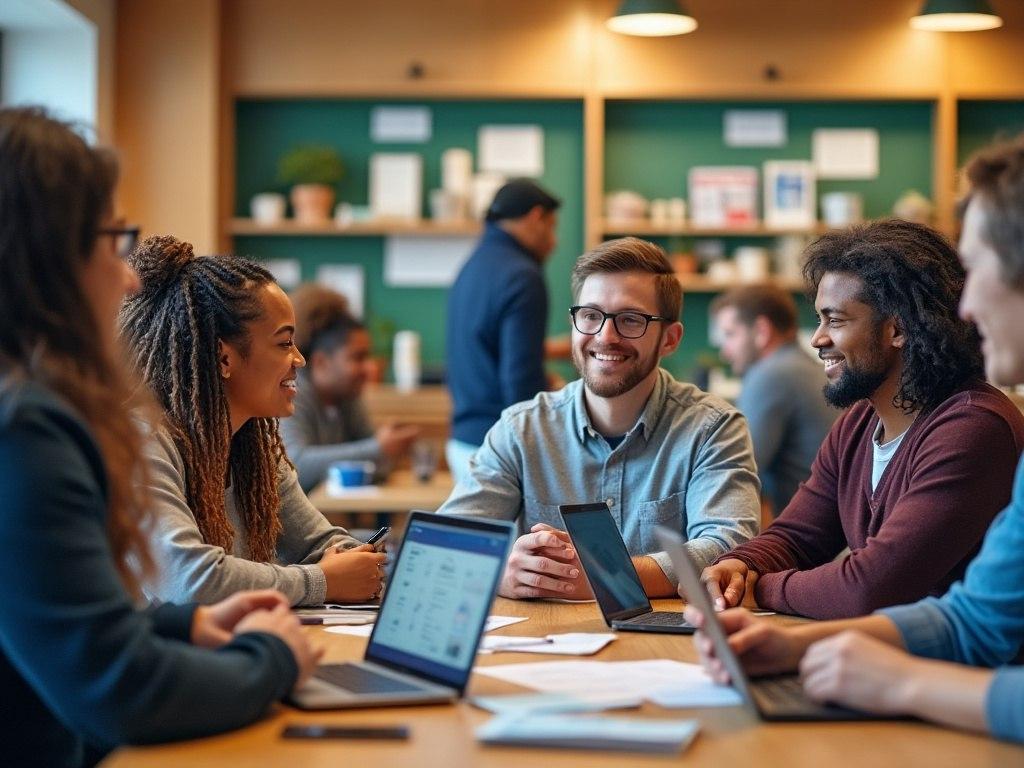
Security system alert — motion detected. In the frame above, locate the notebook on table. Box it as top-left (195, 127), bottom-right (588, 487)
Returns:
top-left (558, 502), bottom-right (694, 635)
top-left (288, 511), bottom-right (514, 709)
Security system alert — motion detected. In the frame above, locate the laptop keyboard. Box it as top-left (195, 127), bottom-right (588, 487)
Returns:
top-left (314, 663), bottom-right (425, 694)
top-left (623, 611), bottom-right (687, 626)
top-left (753, 675), bottom-right (808, 705)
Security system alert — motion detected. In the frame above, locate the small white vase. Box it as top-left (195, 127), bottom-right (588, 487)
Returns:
top-left (250, 193), bottom-right (286, 225)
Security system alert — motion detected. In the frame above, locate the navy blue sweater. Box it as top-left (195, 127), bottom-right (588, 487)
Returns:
top-left (447, 224), bottom-right (549, 445)
top-left (0, 381), bottom-right (298, 767)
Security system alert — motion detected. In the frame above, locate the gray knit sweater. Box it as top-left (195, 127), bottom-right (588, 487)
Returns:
top-left (142, 428), bottom-right (359, 606)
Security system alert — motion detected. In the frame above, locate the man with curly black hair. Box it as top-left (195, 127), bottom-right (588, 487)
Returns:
top-left (699, 219), bottom-right (1024, 620)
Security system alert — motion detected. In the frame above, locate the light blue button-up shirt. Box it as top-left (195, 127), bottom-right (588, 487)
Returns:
top-left (438, 368), bottom-right (761, 585)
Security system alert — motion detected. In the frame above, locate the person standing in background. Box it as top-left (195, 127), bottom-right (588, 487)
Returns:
top-left (282, 284), bottom-right (418, 493)
top-left (446, 179), bottom-right (560, 484)
top-left (711, 285), bottom-right (836, 523)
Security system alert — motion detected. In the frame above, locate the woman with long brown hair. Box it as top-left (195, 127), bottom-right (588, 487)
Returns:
top-left (119, 236), bottom-right (385, 606)
top-left (0, 107), bottom-right (319, 767)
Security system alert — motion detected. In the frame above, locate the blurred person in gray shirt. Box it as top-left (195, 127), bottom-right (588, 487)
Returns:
top-left (712, 284), bottom-right (837, 521)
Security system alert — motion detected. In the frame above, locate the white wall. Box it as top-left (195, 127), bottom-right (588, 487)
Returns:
top-left (0, 0), bottom-right (97, 134)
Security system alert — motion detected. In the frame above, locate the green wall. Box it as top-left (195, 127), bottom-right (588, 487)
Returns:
top-left (958, 100), bottom-right (1024, 166)
top-left (234, 98), bottom-right (942, 384)
top-left (603, 100), bottom-right (934, 378)
top-left (234, 99), bottom-right (584, 376)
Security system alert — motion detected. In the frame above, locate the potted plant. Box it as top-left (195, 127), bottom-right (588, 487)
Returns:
top-left (277, 145), bottom-right (344, 224)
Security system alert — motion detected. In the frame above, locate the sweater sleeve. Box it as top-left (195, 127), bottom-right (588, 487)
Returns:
top-left (497, 268), bottom-right (548, 408)
top-left (753, 404), bottom-right (1020, 618)
top-left (279, 397), bottom-right (385, 492)
top-left (878, 453), bottom-right (1024, 667)
top-left (142, 430), bottom-right (339, 606)
top-left (0, 406), bottom-right (297, 749)
top-left (716, 414), bottom-right (848, 577)
top-left (988, 668), bottom-right (1024, 744)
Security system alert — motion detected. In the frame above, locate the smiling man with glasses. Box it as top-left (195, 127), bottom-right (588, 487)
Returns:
top-left (439, 237), bottom-right (760, 600)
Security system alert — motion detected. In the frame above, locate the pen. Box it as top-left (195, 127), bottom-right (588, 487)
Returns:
top-left (299, 616), bottom-right (371, 626)
top-left (487, 637), bottom-right (555, 650)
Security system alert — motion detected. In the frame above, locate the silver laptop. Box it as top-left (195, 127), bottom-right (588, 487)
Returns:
top-left (289, 512), bottom-right (514, 710)
top-left (559, 503), bottom-right (694, 634)
top-left (654, 526), bottom-right (907, 722)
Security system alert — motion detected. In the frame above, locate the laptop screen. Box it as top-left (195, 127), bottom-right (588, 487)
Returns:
top-left (366, 513), bottom-right (512, 691)
top-left (559, 503), bottom-right (652, 621)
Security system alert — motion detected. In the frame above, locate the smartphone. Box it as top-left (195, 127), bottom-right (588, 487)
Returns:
top-left (365, 525), bottom-right (390, 550)
top-left (281, 724), bottom-right (409, 740)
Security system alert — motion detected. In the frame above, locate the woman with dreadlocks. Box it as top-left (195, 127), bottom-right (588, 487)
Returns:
top-left (119, 235), bottom-right (385, 606)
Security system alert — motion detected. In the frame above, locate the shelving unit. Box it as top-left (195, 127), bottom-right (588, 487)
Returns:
top-left (228, 217), bottom-right (482, 237)
top-left (675, 274), bottom-right (806, 293)
top-left (601, 219), bottom-right (830, 238)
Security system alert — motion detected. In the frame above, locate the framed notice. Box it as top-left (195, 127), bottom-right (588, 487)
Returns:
top-left (688, 166), bottom-right (759, 228)
top-left (763, 160), bottom-right (816, 229)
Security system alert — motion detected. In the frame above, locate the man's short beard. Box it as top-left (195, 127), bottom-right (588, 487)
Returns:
top-left (823, 364), bottom-right (888, 408)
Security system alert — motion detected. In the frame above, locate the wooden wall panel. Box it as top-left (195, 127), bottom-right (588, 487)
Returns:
top-left (224, 0), bottom-right (594, 96)
top-left (115, 0), bottom-right (221, 252)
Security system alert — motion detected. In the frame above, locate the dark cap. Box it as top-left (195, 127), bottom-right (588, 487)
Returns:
top-left (485, 179), bottom-right (561, 222)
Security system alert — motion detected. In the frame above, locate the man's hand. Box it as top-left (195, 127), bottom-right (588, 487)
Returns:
top-left (800, 631), bottom-right (926, 715)
top-left (684, 605), bottom-right (804, 681)
top-left (699, 558), bottom-right (759, 611)
top-left (190, 589), bottom-right (291, 649)
top-left (376, 422), bottom-right (420, 460)
top-left (499, 523), bottom-right (592, 600)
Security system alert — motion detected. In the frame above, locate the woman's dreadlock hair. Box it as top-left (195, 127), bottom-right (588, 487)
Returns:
top-left (803, 218), bottom-right (984, 414)
top-left (119, 236), bottom-right (288, 562)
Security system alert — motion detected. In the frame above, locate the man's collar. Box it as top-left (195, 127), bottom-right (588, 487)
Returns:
top-left (571, 369), bottom-right (668, 444)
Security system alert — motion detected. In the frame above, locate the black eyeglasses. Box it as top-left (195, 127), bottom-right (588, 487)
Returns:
top-left (97, 225), bottom-right (140, 259)
top-left (569, 305), bottom-right (671, 339)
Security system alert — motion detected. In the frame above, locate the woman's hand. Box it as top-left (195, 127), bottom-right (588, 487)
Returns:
top-left (319, 543), bottom-right (388, 603)
top-left (190, 589), bottom-right (291, 648)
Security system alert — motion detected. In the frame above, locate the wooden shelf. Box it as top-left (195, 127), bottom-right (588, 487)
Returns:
top-left (227, 218), bottom-right (482, 237)
top-left (601, 219), bottom-right (830, 238)
top-left (676, 273), bottom-right (806, 293)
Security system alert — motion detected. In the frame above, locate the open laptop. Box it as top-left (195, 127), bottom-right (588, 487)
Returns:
top-left (559, 502), bottom-right (694, 634)
top-left (289, 512), bottom-right (514, 709)
top-left (654, 526), bottom-right (907, 722)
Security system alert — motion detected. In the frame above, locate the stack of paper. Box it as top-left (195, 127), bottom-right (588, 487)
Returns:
top-left (325, 614), bottom-right (527, 637)
top-left (477, 714), bottom-right (700, 754)
top-left (475, 659), bottom-right (742, 708)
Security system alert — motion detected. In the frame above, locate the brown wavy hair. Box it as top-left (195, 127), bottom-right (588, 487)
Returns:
top-left (119, 236), bottom-right (287, 562)
top-left (0, 107), bottom-right (153, 591)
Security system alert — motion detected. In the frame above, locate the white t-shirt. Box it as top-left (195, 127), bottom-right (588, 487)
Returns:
top-left (871, 420), bottom-right (908, 492)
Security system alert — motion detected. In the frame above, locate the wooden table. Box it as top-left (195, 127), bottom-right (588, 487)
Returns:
top-left (307, 469), bottom-right (454, 515)
top-left (104, 599), bottom-right (1022, 767)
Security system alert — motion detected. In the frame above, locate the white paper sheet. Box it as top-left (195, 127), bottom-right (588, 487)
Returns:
top-left (479, 633), bottom-right (616, 656)
top-left (369, 152), bottom-right (423, 219)
top-left (477, 714), bottom-right (700, 754)
top-left (478, 125), bottom-right (544, 177)
top-left (314, 264), bottom-right (364, 318)
top-left (371, 106), bottom-right (431, 143)
top-left (724, 110), bottom-right (787, 148)
top-left (383, 236), bottom-right (476, 287)
top-left (474, 659), bottom-right (742, 708)
top-left (325, 614), bottom-right (527, 637)
top-left (472, 692), bottom-right (642, 715)
top-left (812, 128), bottom-right (879, 179)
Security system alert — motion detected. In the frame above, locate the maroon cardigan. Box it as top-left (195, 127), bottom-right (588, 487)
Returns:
top-left (717, 381), bottom-right (1024, 619)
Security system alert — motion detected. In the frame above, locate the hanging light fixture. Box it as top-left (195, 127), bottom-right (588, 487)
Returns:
top-left (606, 0), bottom-right (698, 37)
top-left (910, 0), bottom-right (1003, 31)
